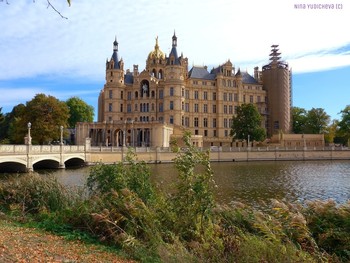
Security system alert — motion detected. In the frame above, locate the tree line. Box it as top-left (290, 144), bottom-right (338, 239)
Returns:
top-left (0, 94), bottom-right (94, 145)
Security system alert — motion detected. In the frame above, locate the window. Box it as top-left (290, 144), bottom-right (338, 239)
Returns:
top-left (229, 93), bottom-right (233, 101)
top-left (135, 104), bottom-right (138, 111)
top-left (204, 91), bottom-right (208, 100)
top-left (120, 103), bottom-right (123, 112)
top-left (170, 116), bottom-right (174, 124)
top-left (182, 88), bottom-right (185, 97)
top-left (182, 102), bottom-right (185, 111)
top-left (223, 93), bottom-right (227, 101)
top-left (151, 103), bottom-right (155, 111)
top-left (213, 130), bottom-right (217, 137)
top-left (229, 105), bottom-right (233, 114)
top-left (185, 90), bottom-right (190, 99)
top-left (194, 103), bottom-right (199, 112)
top-left (224, 130), bottom-right (228, 137)
top-left (229, 118), bottom-right (233, 127)
top-left (194, 117), bottom-right (199, 127)
top-left (213, 92), bottom-right (216, 100)
top-left (159, 90), bottom-right (164, 99)
top-left (194, 90), bottom-right (199, 99)
top-left (224, 118), bottom-right (228, 128)
top-left (212, 118), bottom-right (217, 128)
top-left (234, 93), bottom-right (238, 102)
top-left (243, 95), bottom-right (246, 103)
top-left (109, 90), bottom-right (113, 99)
top-left (170, 101), bottom-right (174, 110)
top-left (203, 118), bottom-right (208, 127)
top-left (185, 103), bottom-right (189, 112)
top-left (159, 103), bottom-right (163, 112)
top-left (224, 105), bottom-right (228, 114)
top-left (120, 91), bottom-right (123, 99)
top-left (257, 96), bottom-right (261, 103)
top-left (203, 104), bottom-right (208, 113)
top-left (108, 103), bottom-right (112, 112)
top-left (204, 130), bottom-right (208, 137)
top-left (127, 91), bottom-right (132, 100)
top-left (212, 105), bottom-right (216, 113)
top-left (250, 95), bottom-right (254, 103)
top-left (135, 91), bottom-right (138, 99)
top-left (170, 87), bottom-right (174, 96)
top-left (185, 117), bottom-right (189, 127)
top-left (127, 104), bottom-right (131, 112)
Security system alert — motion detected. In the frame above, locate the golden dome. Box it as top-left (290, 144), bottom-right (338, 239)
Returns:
top-left (148, 36), bottom-right (165, 60)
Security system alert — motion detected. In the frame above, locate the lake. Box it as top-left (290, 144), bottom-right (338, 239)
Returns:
top-left (27, 160), bottom-right (350, 208)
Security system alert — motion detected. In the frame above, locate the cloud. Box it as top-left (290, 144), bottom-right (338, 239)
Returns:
top-left (0, 0), bottom-right (349, 84)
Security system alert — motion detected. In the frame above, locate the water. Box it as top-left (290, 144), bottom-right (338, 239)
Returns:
top-left (151, 161), bottom-right (350, 207)
top-left (4, 160), bottom-right (350, 207)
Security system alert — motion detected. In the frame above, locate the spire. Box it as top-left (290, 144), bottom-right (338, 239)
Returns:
top-left (167, 31), bottom-right (180, 65)
top-left (113, 36), bottom-right (118, 52)
top-left (172, 30), bottom-right (177, 47)
top-left (111, 37), bottom-right (120, 69)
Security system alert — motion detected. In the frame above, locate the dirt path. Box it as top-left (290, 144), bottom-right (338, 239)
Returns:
top-left (0, 218), bottom-right (135, 263)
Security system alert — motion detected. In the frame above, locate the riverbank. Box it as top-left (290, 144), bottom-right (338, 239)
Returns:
top-left (0, 216), bottom-right (134, 263)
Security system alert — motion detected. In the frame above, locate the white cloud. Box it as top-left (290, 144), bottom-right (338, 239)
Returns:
top-left (0, 0), bottom-right (349, 80)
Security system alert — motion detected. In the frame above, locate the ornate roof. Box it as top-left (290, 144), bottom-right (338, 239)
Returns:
top-left (148, 36), bottom-right (165, 60)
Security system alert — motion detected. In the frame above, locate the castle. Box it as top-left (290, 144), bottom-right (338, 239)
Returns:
top-left (76, 33), bottom-right (292, 147)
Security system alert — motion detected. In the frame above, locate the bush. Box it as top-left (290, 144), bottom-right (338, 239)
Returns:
top-left (305, 200), bottom-right (350, 261)
top-left (0, 173), bottom-right (75, 215)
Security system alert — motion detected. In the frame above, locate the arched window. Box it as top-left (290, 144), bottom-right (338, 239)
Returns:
top-left (151, 90), bottom-right (155, 97)
top-left (152, 69), bottom-right (156, 77)
top-left (135, 91), bottom-right (138, 98)
top-left (158, 69), bottom-right (163, 79)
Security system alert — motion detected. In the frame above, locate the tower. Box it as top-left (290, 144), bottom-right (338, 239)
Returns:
top-left (163, 32), bottom-right (188, 126)
top-left (98, 37), bottom-right (125, 122)
top-left (262, 45), bottom-right (291, 136)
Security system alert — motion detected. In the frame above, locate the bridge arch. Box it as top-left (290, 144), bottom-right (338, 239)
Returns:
top-left (64, 157), bottom-right (85, 168)
top-left (0, 161), bottom-right (27, 173)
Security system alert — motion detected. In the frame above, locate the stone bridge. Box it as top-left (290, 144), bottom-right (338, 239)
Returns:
top-left (0, 142), bottom-right (90, 173)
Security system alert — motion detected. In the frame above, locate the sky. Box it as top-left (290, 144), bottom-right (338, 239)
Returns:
top-left (0, 0), bottom-right (349, 121)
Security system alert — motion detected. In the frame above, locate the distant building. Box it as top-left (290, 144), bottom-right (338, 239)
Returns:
top-left (76, 33), bottom-right (292, 147)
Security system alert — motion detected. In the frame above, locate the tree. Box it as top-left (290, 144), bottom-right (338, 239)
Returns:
top-left (4, 104), bottom-right (26, 144)
top-left (65, 97), bottom-right (94, 128)
top-left (292, 107), bottom-right (308, 134)
top-left (335, 105), bottom-right (350, 145)
top-left (0, 107), bottom-right (4, 124)
top-left (230, 103), bottom-right (266, 142)
top-left (1, 0), bottom-right (71, 19)
top-left (304, 108), bottom-right (330, 134)
top-left (16, 94), bottom-right (69, 144)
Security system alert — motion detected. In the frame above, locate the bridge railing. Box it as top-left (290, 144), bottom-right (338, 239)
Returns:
top-left (0, 144), bottom-right (86, 154)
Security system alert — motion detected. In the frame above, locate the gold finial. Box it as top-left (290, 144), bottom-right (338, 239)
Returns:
top-left (155, 36), bottom-right (159, 49)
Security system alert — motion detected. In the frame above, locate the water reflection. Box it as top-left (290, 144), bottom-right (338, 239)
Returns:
top-left (151, 161), bottom-right (350, 207)
top-left (5, 160), bottom-right (350, 207)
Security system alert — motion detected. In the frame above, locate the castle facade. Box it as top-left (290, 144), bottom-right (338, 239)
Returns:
top-left (76, 33), bottom-right (291, 147)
